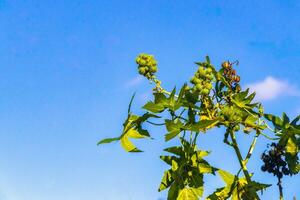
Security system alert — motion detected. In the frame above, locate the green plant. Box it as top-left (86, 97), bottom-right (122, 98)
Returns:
top-left (98, 53), bottom-right (299, 200)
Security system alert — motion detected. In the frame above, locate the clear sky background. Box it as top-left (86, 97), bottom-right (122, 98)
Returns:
top-left (0, 0), bottom-right (299, 200)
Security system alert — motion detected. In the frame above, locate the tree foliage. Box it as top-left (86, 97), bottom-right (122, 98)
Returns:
top-left (98, 53), bottom-right (299, 199)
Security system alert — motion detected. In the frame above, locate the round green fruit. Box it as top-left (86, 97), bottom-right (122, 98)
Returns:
top-left (201, 88), bottom-right (210, 95)
top-left (196, 84), bottom-right (202, 90)
top-left (138, 67), bottom-right (146, 75)
top-left (205, 82), bottom-right (212, 90)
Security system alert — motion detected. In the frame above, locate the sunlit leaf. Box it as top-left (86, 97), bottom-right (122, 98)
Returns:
top-left (143, 101), bottom-right (165, 113)
top-left (177, 187), bottom-right (202, 200)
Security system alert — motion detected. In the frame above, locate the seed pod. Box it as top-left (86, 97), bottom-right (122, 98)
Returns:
top-left (235, 85), bottom-right (241, 92)
top-left (234, 75), bottom-right (240, 82)
top-left (222, 61), bottom-right (231, 69)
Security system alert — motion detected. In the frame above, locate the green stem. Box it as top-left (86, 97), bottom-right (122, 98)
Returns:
top-left (229, 130), bottom-right (252, 183)
top-left (229, 130), bottom-right (260, 200)
top-left (244, 132), bottom-right (259, 165)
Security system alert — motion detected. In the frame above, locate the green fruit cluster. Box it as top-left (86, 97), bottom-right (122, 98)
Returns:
top-left (220, 106), bottom-right (243, 122)
top-left (190, 66), bottom-right (214, 96)
top-left (136, 53), bottom-right (157, 79)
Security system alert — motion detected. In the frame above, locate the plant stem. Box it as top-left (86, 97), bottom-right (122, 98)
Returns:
top-left (244, 132), bottom-right (259, 165)
top-left (229, 130), bottom-right (260, 200)
top-left (229, 130), bottom-right (251, 182)
top-left (278, 177), bottom-right (283, 200)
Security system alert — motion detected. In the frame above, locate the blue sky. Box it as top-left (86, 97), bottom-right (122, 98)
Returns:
top-left (0, 0), bottom-right (299, 199)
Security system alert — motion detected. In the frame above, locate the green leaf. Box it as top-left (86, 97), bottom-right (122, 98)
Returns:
top-left (205, 55), bottom-right (211, 63)
top-left (165, 119), bottom-right (183, 141)
top-left (291, 115), bottom-right (300, 126)
top-left (154, 92), bottom-right (168, 104)
top-left (286, 136), bottom-right (298, 156)
top-left (282, 112), bottom-right (290, 124)
top-left (160, 155), bottom-right (179, 166)
top-left (97, 137), bottom-right (120, 145)
top-left (196, 150), bottom-right (210, 158)
top-left (285, 153), bottom-right (300, 174)
top-left (231, 89), bottom-right (258, 110)
top-left (143, 101), bottom-right (165, 113)
top-left (168, 183), bottom-right (180, 200)
top-left (244, 115), bottom-right (266, 130)
top-left (187, 119), bottom-right (218, 132)
top-left (177, 188), bottom-right (202, 200)
top-left (159, 170), bottom-right (174, 192)
top-left (206, 187), bottom-right (231, 200)
top-left (164, 146), bottom-right (184, 156)
top-left (127, 93), bottom-right (136, 114)
top-left (264, 113), bottom-right (283, 129)
top-left (120, 128), bottom-right (145, 152)
top-left (213, 170), bottom-right (270, 200)
top-left (172, 160), bottom-right (179, 171)
top-left (217, 170), bottom-right (235, 185)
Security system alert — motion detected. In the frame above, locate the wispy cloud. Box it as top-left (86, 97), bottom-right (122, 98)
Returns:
top-left (246, 76), bottom-right (300, 101)
top-left (125, 76), bottom-right (143, 88)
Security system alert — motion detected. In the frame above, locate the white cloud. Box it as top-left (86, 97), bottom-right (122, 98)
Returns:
top-left (246, 76), bottom-right (300, 101)
top-left (125, 76), bottom-right (143, 87)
